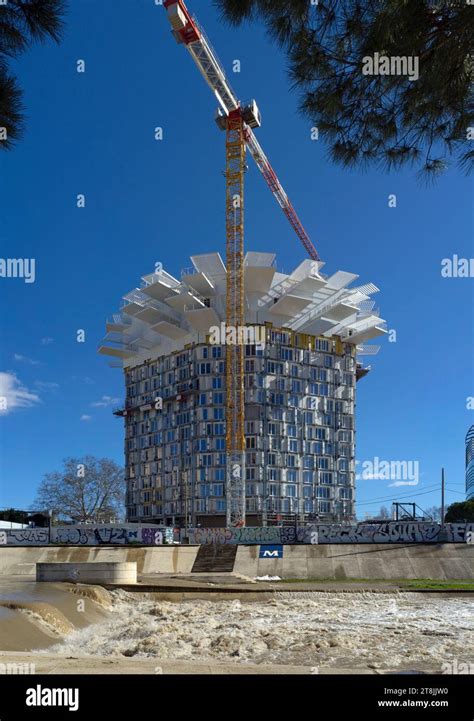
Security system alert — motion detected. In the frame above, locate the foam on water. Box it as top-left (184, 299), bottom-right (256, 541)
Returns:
top-left (47, 591), bottom-right (474, 670)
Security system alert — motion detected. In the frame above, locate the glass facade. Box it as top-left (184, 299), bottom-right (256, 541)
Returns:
top-left (466, 425), bottom-right (474, 500)
top-left (121, 328), bottom-right (357, 526)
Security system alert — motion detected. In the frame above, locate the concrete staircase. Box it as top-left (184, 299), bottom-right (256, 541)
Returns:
top-left (191, 544), bottom-right (237, 573)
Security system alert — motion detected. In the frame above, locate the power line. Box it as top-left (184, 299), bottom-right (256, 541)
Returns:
top-left (356, 484), bottom-right (440, 507)
top-left (356, 487), bottom-right (462, 507)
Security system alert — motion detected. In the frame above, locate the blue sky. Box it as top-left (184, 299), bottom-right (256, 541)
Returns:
top-left (0, 0), bottom-right (472, 518)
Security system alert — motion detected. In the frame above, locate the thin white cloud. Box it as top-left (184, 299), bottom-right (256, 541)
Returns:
top-left (0, 372), bottom-right (40, 415)
top-left (40, 337), bottom-right (54, 346)
top-left (388, 480), bottom-right (419, 487)
top-left (90, 395), bottom-right (119, 408)
top-left (80, 414), bottom-right (92, 421)
top-left (356, 473), bottom-right (393, 480)
top-left (14, 353), bottom-right (40, 366)
top-left (34, 381), bottom-right (60, 391)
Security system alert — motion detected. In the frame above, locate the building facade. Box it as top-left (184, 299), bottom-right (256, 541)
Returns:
top-left (466, 425), bottom-right (474, 501)
top-left (100, 252), bottom-right (386, 527)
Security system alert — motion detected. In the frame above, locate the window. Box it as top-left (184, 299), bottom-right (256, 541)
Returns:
top-left (212, 377), bottom-right (222, 389)
top-left (286, 484), bottom-right (296, 497)
top-left (316, 339), bottom-right (329, 351)
top-left (303, 471), bottom-right (313, 484)
top-left (316, 486), bottom-right (330, 498)
top-left (321, 472), bottom-right (333, 484)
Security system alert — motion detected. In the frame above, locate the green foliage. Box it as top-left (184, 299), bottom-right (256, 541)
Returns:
top-left (0, 0), bottom-right (66, 150)
top-left (445, 500), bottom-right (474, 523)
top-left (215, 0), bottom-right (474, 177)
top-left (0, 507), bottom-right (29, 524)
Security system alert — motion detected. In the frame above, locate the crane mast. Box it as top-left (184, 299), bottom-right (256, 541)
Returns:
top-left (164, 0), bottom-right (320, 527)
top-left (225, 111), bottom-right (246, 527)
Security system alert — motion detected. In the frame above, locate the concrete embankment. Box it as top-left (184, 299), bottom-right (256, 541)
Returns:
top-left (0, 543), bottom-right (472, 580)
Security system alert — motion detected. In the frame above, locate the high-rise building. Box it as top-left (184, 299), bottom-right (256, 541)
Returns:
top-left (99, 252), bottom-right (386, 527)
top-left (466, 425), bottom-right (474, 500)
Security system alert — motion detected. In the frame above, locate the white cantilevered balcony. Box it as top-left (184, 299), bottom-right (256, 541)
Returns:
top-left (99, 250), bottom-right (387, 367)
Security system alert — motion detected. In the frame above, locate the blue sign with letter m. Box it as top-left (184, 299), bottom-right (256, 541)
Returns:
top-left (259, 544), bottom-right (283, 558)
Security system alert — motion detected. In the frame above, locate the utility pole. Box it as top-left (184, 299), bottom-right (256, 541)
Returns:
top-left (441, 467), bottom-right (445, 532)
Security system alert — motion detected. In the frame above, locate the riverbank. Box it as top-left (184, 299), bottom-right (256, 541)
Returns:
top-left (0, 651), bottom-right (421, 675)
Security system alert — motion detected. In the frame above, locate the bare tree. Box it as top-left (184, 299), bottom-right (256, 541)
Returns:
top-left (34, 456), bottom-right (125, 523)
top-left (425, 505), bottom-right (442, 522)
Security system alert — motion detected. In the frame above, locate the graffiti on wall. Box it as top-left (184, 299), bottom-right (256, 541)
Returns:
top-left (310, 523), bottom-right (443, 544)
top-left (185, 522), bottom-right (474, 545)
top-left (1, 525), bottom-right (172, 546)
top-left (51, 526), bottom-right (171, 546)
top-left (189, 526), bottom-right (298, 545)
top-left (2, 522), bottom-right (473, 546)
top-left (0, 528), bottom-right (49, 546)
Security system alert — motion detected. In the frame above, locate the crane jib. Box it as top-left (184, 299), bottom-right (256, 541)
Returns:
top-left (163, 0), bottom-right (321, 262)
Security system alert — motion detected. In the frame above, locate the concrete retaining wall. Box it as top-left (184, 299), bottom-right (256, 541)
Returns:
top-left (0, 545), bottom-right (198, 577)
top-left (235, 543), bottom-right (474, 580)
top-left (36, 562), bottom-right (137, 584)
top-left (1, 544), bottom-right (472, 580)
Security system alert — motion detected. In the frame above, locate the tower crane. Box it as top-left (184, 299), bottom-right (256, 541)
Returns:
top-left (163, 0), bottom-right (321, 528)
